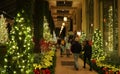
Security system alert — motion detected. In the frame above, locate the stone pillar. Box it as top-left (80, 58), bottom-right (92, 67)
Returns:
top-left (65, 22), bottom-right (69, 36)
top-left (99, 1), bottom-right (103, 32)
top-left (82, 0), bottom-right (87, 33)
top-left (94, 0), bottom-right (99, 30)
top-left (76, 4), bottom-right (82, 31)
top-left (118, 0), bottom-right (120, 56)
top-left (72, 11), bottom-right (77, 32)
top-left (33, 0), bottom-right (44, 53)
top-left (73, 23), bottom-right (77, 32)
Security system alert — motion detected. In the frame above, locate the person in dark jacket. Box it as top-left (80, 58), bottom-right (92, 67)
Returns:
top-left (71, 37), bottom-right (82, 70)
top-left (83, 40), bottom-right (92, 71)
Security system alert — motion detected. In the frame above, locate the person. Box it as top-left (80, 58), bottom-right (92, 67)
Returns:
top-left (65, 40), bottom-right (71, 57)
top-left (83, 40), bottom-right (92, 71)
top-left (60, 39), bottom-right (65, 57)
top-left (71, 37), bottom-right (82, 70)
top-left (57, 37), bottom-right (61, 49)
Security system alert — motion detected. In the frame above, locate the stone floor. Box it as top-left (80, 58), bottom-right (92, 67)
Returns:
top-left (55, 49), bottom-right (98, 74)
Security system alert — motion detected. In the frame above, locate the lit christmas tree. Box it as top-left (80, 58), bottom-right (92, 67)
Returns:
top-left (79, 32), bottom-right (86, 43)
top-left (92, 29), bottom-right (105, 60)
top-left (43, 16), bottom-right (52, 42)
top-left (0, 14), bottom-right (8, 45)
top-left (2, 11), bottom-right (34, 74)
top-left (39, 16), bottom-right (53, 53)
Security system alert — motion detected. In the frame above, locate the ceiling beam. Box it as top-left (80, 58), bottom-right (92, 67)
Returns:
top-left (51, 13), bottom-right (72, 17)
top-left (50, 6), bottom-right (76, 10)
top-left (48, 0), bottom-right (73, 1)
top-left (54, 21), bottom-right (69, 27)
top-left (53, 20), bottom-right (70, 23)
top-left (53, 17), bottom-right (70, 21)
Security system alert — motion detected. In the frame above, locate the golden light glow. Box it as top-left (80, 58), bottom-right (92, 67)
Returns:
top-left (63, 16), bottom-right (67, 21)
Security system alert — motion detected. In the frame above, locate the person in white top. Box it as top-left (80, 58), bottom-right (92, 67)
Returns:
top-left (65, 40), bottom-right (71, 57)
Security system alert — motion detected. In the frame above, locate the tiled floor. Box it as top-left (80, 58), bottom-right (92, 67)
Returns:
top-left (55, 49), bottom-right (98, 74)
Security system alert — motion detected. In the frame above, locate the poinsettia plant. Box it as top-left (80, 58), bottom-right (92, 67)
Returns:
top-left (40, 39), bottom-right (50, 52)
top-left (33, 68), bottom-right (51, 74)
top-left (33, 49), bottom-right (55, 74)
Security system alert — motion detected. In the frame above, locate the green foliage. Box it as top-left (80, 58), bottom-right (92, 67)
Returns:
top-left (0, 45), bottom-right (6, 66)
top-left (48, 53), bottom-right (56, 74)
top-left (0, 14), bottom-right (8, 45)
top-left (92, 29), bottom-right (105, 60)
top-left (79, 32), bottom-right (86, 43)
top-left (92, 29), bottom-right (120, 73)
top-left (43, 16), bottom-right (53, 42)
top-left (102, 50), bottom-right (120, 67)
top-left (3, 12), bottom-right (34, 74)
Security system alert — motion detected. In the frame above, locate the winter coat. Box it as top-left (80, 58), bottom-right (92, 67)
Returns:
top-left (83, 44), bottom-right (92, 58)
top-left (71, 41), bottom-right (82, 54)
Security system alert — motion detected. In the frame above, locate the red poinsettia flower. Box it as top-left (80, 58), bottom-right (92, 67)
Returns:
top-left (41, 68), bottom-right (51, 74)
top-left (40, 39), bottom-right (51, 52)
top-left (33, 69), bottom-right (40, 74)
top-left (105, 71), bottom-right (109, 74)
top-left (40, 39), bottom-right (45, 45)
top-left (118, 71), bottom-right (120, 74)
top-left (102, 67), bottom-right (108, 71)
top-left (91, 59), bottom-right (96, 64)
top-left (109, 70), bottom-right (113, 73)
top-left (45, 68), bottom-right (51, 74)
top-left (89, 40), bottom-right (92, 46)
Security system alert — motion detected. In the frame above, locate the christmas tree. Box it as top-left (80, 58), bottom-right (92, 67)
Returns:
top-left (92, 29), bottom-right (105, 60)
top-left (43, 16), bottom-right (52, 42)
top-left (79, 32), bottom-right (86, 43)
top-left (2, 12), bottom-right (34, 74)
top-left (0, 14), bottom-right (8, 45)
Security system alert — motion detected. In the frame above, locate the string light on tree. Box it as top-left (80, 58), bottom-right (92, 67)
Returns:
top-left (3, 11), bottom-right (34, 74)
top-left (43, 16), bottom-right (53, 42)
top-left (92, 29), bottom-right (106, 60)
top-left (0, 14), bottom-right (8, 45)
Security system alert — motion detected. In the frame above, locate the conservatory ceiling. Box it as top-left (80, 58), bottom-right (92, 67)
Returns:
top-left (48, 0), bottom-right (82, 28)
top-left (0, 0), bottom-right (82, 28)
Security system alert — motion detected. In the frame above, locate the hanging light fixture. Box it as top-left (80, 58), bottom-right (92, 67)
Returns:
top-left (63, 16), bottom-right (67, 21)
top-left (62, 22), bottom-right (65, 26)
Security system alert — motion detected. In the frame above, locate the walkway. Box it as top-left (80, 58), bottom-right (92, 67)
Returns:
top-left (55, 49), bottom-right (98, 74)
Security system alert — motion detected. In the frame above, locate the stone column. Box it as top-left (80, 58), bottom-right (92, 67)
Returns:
top-left (76, 4), bottom-right (82, 31)
top-left (72, 12), bottom-right (77, 32)
top-left (82, 0), bottom-right (87, 33)
top-left (65, 22), bottom-right (69, 36)
top-left (118, 0), bottom-right (120, 56)
top-left (94, 0), bottom-right (99, 30)
top-left (33, 0), bottom-right (45, 53)
top-left (99, 1), bottom-right (103, 32)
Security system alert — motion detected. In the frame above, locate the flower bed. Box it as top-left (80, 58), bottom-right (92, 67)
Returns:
top-left (33, 49), bottom-right (56, 74)
top-left (80, 53), bottom-right (120, 74)
top-left (91, 59), bottom-right (120, 74)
